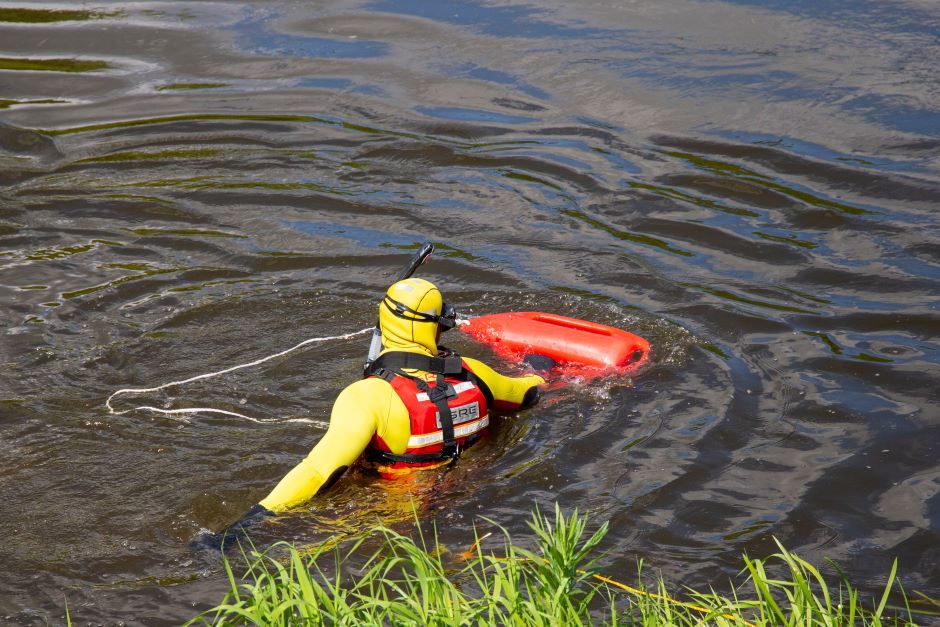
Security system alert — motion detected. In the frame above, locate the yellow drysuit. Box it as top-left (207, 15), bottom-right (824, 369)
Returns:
top-left (258, 278), bottom-right (543, 513)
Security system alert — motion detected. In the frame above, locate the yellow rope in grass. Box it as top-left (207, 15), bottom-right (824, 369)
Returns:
top-left (588, 571), bottom-right (755, 627)
top-left (459, 534), bottom-right (753, 626)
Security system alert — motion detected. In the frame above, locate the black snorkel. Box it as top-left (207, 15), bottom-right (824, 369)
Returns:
top-left (365, 242), bottom-right (435, 371)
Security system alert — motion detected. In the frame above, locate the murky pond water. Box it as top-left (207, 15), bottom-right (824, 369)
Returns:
top-left (2, 1), bottom-right (939, 623)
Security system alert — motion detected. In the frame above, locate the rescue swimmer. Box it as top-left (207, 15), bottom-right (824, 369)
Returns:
top-left (219, 277), bottom-right (545, 539)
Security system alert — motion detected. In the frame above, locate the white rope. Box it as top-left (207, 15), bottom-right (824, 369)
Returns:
top-left (106, 327), bottom-right (373, 422)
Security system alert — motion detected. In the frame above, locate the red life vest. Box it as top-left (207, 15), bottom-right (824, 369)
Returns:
top-left (364, 351), bottom-right (492, 469)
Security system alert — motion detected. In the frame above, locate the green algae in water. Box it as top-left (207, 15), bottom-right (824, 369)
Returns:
top-left (61, 266), bottom-right (187, 299)
top-left (680, 281), bottom-right (817, 314)
top-left (804, 330), bottom-right (843, 355)
top-left (78, 148), bottom-right (223, 164)
top-left (18, 240), bottom-right (122, 262)
top-left (661, 149), bottom-right (875, 216)
top-left (157, 83), bottom-right (227, 91)
top-left (854, 352), bottom-right (893, 363)
top-left (103, 262), bottom-right (156, 272)
top-left (698, 342), bottom-right (731, 359)
top-left (723, 518), bottom-right (775, 540)
top-left (0, 98), bottom-right (67, 109)
top-left (0, 57), bottom-right (109, 72)
top-left (621, 435), bottom-right (649, 451)
top-left (500, 168), bottom-right (564, 191)
top-left (628, 181), bottom-right (760, 218)
top-left (127, 228), bottom-right (247, 238)
top-left (0, 8), bottom-right (118, 23)
top-left (41, 113), bottom-right (332, 136)
top-left (803, 331), bottom-right (892, 362)
top-left (660, 149), bottom-right (771, 180)
top-left (429, 242), bottom-right (484, 262)
top-left (753, 230), bottom-right (818, 249)
top-left (779, 285), bottom-right (832, 305)
top-left (560, 208), bottom-right (694, 257)
top-left (26, 243), bottom-right (96, 261)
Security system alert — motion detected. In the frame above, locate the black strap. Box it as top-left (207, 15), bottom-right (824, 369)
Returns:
top-left (400, 372), bottom-right (458, 460)
top-left (365, 351), bottom-right (463, 378)
top-left (367, 435), bottom-right (483, 465)
top-left (383, 296), bottom-right (441, 324)
top-left (432, 373), bottom-right (457, 458)
top-left (367, 352), bottom-right (469, 463)
top-left (369, 369), bottom-right (444, 464)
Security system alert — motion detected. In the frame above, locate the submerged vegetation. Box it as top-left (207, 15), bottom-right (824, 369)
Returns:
top-left (0, 8), bottom-right (118, 23)
top-left (189, 505), bottom-right (924, 626)
top-left (0, 57), bottom-right (109, 73)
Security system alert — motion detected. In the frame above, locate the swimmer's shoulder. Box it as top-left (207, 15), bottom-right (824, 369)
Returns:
top-left (337, 375), bottom-right (396, 404)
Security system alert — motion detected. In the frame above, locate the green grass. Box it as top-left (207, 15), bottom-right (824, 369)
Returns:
top-left (188, 505), bottom-right (927, 626)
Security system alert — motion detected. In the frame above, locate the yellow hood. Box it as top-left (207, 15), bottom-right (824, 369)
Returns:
top-left (379, 278), bottom-right (443, 356)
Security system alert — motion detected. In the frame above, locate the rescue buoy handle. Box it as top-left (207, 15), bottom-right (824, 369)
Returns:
top-left (530, 312), bottom-right (613, 336)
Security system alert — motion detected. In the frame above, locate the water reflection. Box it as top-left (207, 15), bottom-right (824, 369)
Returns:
top-left (1, 0), bottom-right (939, 624)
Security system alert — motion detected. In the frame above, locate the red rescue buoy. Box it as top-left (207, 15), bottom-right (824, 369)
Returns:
top-left (460, 312), bottom-right (649, 374)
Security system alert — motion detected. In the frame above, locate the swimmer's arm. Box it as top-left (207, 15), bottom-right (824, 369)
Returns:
top-left (463, 357), bottom-right (544, 412)
top-left (257, 379), bottom-right (387, 514)
top-left (199, 381), bottom-right (388, 548)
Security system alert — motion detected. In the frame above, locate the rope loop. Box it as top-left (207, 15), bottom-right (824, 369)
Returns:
top-left (105, 327), bottom-right (372, 423)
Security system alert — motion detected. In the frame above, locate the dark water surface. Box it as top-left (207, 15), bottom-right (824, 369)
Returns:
top-left (2, 1), bottom-right (939, 623)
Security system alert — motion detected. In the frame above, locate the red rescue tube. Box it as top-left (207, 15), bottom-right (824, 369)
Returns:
top-left (460, 312), bottom-right (649, 373)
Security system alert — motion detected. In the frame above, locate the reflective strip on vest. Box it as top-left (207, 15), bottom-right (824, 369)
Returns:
top-left (406, 415), bottom-right (490, 448)
top-left (415, 380), bottom-right (476, 402)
